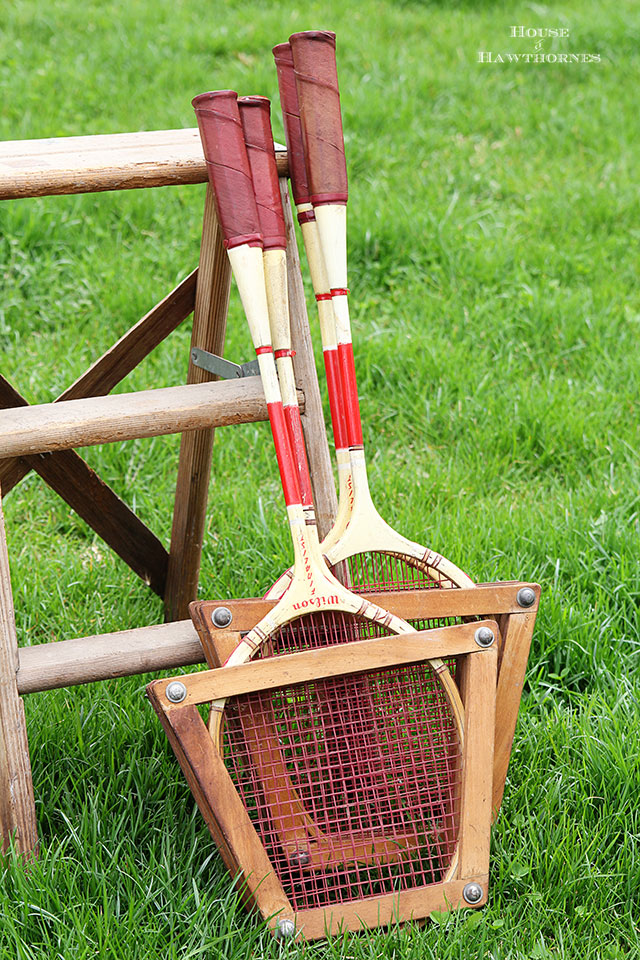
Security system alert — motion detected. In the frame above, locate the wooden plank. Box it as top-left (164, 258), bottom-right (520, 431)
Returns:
top-left (17, 619), bottom-right (204, 694)
top-left (0, 129), bottom-right (288, 200)
top-left (191, 582), bottom-right (539, 643)
top-left (0, 377), bottom-right (168, 594)
top-left (456, 647), bottom-right (496, 880)
top-left (0, 377), bottom-right (292, 456)
top-left (298, 875), bottom-right (488, 938)
top-left (281, 179), bottom-right (337, 540)
top-left (165, 185), bottom-right (231, 621)
top-left (0, 491), bottom-right (38, 855)
top-left (0, 269), bottom-right (198, 496)
top-left (492, 611), bottom-right (536, 815)
top-left (151, 620), bottom-right (492, 707)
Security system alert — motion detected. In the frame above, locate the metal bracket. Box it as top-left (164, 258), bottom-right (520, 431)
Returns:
top-left (190, 348), bottom-right (259, 380)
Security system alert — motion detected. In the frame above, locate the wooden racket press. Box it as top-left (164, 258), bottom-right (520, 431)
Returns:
top-left (0, 130), bottom-right (336, 857)
top-left (150, 581), bottom-right (540, 938)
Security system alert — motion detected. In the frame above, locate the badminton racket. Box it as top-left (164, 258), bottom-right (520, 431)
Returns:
top-left (282, 31), bottom-right (474, 595)
top-left (190, 89), bottom-right (465, 885)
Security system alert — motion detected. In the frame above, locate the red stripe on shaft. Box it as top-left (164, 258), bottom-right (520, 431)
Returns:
top-left (315, 292), bottom-right (332, 301)
top-left (337, 342), bottom-right (363, 446)
top-left (255, 345), bottom-right (273, 355)
top-left (267, 402), bottom-right (302, 507)
top-left (283, 405), bottom-right (314, 507)
top-left (323, 347), bottom-right (349, 450)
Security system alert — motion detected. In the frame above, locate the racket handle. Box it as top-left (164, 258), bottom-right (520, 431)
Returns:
top-left (289, 31), bottom-right (348, 206)
top-left (192, 91), bottom-right (262, 250)
top-left (237, 97), bottom-right (286, 251)
top-left (272, 42), bottom-right (311, 208)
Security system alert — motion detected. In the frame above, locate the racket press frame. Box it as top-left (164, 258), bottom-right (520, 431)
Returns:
top-left (148, 580), bottom-right (540, 938)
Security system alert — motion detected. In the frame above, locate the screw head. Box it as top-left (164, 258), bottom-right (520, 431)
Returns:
top-left (463, 881), bottom-right (484, 904)
top-left (475, 626), bottom-right (495, 647)
top-left (212, 606), bottom-right (233, 628)
top-left (274, 918), bottom-right (296, 940)
top-left (165, 681), bottom-right (187, 703)
top-left (289, 849), bottom-right (310, 866)
top-left (517, 587), bottom-right (536, 608)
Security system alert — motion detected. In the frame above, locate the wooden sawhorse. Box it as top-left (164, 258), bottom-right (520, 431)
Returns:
top-left (0, 130), bottom-right (337, 857)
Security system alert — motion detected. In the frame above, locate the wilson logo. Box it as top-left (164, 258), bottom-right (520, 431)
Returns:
top-left (347, 474), bottom-right (354, 509)
top-left (293, 595), bottom-right (340, 611)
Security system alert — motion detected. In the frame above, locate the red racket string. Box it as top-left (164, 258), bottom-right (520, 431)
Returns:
top-left (223, 650), bottom-right (461, 912)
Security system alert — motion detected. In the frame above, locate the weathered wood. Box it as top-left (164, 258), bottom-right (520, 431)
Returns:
top-left (0, 269), bottom-right (198, 495)
top-left (493, 611), bottom-right (536, 815)
top-left (0, 377), bottom-right (168, 594)
top-left (17, 620), bottom-right (203, 694)
top-left (0, 378), bottom-right (292, 456)
top-left (153, 621), bottom-right (491, 707)
top-left (456, 647), bottom-right (496, 880)
top-left (191, 582), bottom-right (539, 655)
top-left (281, 180), bottom-right (337, 540)
top-left (299, 875), bottom-right (489, 938)
top-left (165, 186), bottom-right (232, 621)
top-left (0, 129), bottom-right (288, 200)
top-left (0, 491), bottom-right (38, 855)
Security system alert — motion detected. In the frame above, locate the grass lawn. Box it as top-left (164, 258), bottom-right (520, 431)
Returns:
top-left (0, 1), bottom-right (638, 957)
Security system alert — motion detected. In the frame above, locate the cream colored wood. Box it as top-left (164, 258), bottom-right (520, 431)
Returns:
top-left (313, 203), bottom-right (348, 291)
top-left (324, 449), bottom-right (474, 587)
top-left (262, 248), bottom-right (299, 423)
top-left (226, 245), bottom-right (272, 353)
top-left (308, 204), bottom-right (475, 589)
top-left (263, 249), bottom-right (290, 353)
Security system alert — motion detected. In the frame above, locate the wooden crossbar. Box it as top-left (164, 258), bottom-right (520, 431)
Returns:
top-left (0, 378), bottom-right (288, 456)
top-left (0, 129), bottom-right (287, 199)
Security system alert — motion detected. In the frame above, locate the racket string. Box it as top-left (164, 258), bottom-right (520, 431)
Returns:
top-left (224, 615), bottom-right (462, 911)
top-left (337, 550), bottom-right (454, 593)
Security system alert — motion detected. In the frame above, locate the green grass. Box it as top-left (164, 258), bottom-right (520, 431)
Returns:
top-left (0, 0), bottom-right (639, 956)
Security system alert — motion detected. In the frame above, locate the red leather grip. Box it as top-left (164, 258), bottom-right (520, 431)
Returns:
top-left (192, 91), bottom-right (262, 249)
top-left (289, 31), bottom-right (348, 206)
top-left (273, 42), bottom-right (311, 207)
top-left (238, 96), bottom-right (286, 251)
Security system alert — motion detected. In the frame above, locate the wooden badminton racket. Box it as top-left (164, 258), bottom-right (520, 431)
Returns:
top-left (188, 87), bottom-right (467, 894)
top-left (280, 31), bottom-right (474, 595)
